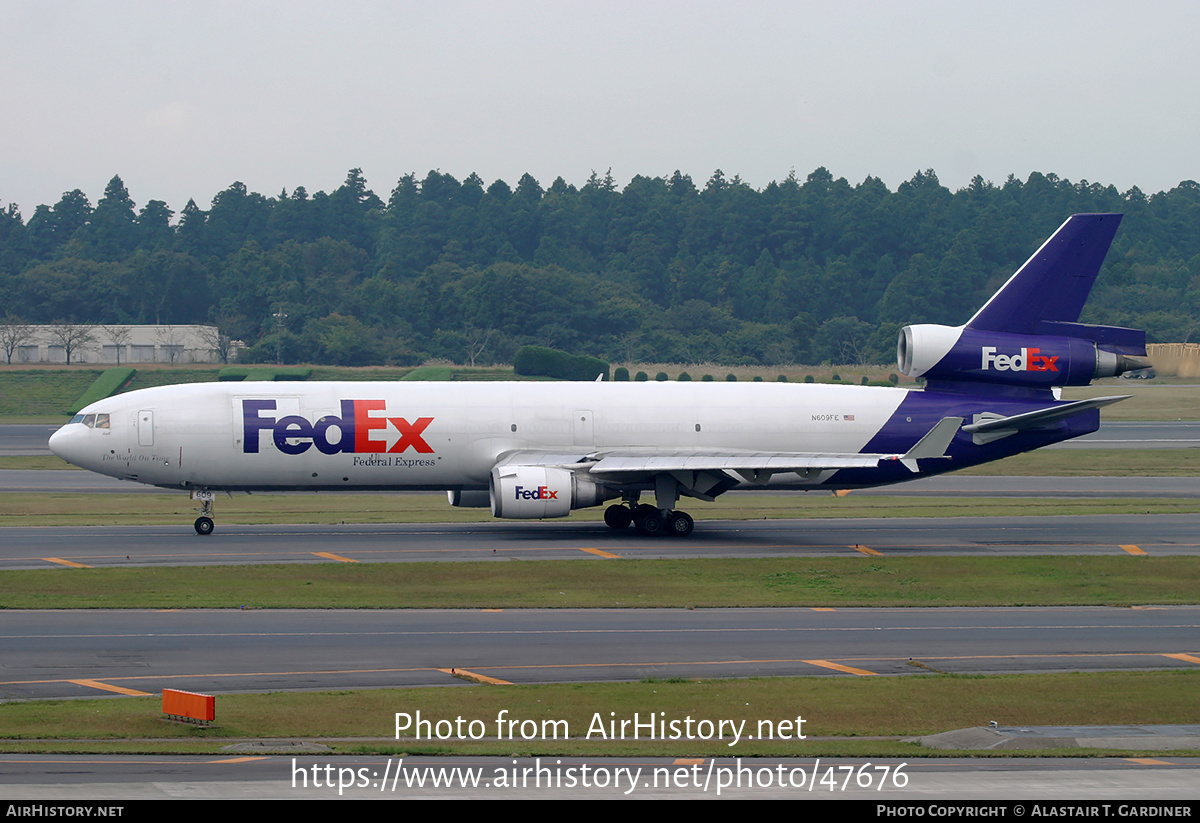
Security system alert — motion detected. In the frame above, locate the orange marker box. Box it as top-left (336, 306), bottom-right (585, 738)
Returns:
top-left (162, 689), bottom-right (215, 722)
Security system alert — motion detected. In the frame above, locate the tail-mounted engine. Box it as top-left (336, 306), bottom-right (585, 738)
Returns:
top-left (489, 465), bottom-right (616, 519)
top-left (898, 322), bottom-right (1150, 389)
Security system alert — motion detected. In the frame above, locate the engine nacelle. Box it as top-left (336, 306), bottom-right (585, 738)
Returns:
top-left (489, 465), bottom-right (615, 519)
top-left (447, 489), bottom-right (491, 508)
top-left (898, 324), bottom-right (1150, 389)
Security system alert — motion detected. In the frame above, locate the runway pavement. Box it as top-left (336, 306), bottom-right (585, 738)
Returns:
top-left (2, 513), bottom-right (1197, 569)
top-left (0, 424), bottom-right (59, 455)
top-left (4, 606), bottom-right (1198, 700)
top-left (1047, 420), bottom-right (1200, 449)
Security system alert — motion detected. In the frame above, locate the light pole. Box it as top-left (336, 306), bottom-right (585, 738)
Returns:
top-left (273, 306), bottom-right (288, 365)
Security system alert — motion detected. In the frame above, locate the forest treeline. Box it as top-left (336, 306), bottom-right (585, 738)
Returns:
top-left (2, 166), bottom-right (1199, 366)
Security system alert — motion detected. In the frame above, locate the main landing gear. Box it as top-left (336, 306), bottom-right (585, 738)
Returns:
top-left (604, 503), bottom-right (694, 538)
top-left (192, 490), bottom-right (216, 535)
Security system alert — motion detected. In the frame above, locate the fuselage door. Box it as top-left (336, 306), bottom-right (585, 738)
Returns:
top-left (573, 409), bottom-right (594, 447)
top-left (138, 410), bottom-right (154, 447)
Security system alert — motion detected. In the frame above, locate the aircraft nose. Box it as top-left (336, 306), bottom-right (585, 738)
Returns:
top-left (48, 423), bottom-right (83, 466)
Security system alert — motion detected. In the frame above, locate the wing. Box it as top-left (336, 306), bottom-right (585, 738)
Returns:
top-left (494, 417), bottom-right (964, 498)
top-left (592, 415), bottom-right (962, 479)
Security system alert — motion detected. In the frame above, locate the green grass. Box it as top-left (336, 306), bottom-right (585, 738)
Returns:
top-left (400, 365), bottom-right (455, 380)
top-left (0, 456), bottom-right (78, 469)
top-left (1062, 382), bottom-right (1200, 420)
top-left (2, 671), bottom-right (1196, 756)
top-left (124, 366), bottom-right (226, 389)
top-left (67, 367), bottom-right (135, 414)
top-left (2, 557), bottom-right (1196, 609)
top-left (956, 447), bottom-right (1200, 475)
top-left (0, 369), bottom-right (102, 418)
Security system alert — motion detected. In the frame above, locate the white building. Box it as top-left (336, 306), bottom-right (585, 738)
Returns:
top-left (12, 325), bottom-right (236, 364)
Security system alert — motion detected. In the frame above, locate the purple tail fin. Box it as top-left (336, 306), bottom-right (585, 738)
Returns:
top-left (966, 214), bottom-right (1122, 334)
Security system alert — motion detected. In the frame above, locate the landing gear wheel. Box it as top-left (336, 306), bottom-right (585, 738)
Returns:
top-left (604, 504), bottom-right (632, 529)
top-left (667, 511), bottom-right (694, 537)
top-left (192, 490), bottom-right (216, 535)
top-left (633, 505), bottom-right (665, 537)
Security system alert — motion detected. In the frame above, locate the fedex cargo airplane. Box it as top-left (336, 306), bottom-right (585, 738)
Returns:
top-left (49, 214), bottom-right (1148, 537)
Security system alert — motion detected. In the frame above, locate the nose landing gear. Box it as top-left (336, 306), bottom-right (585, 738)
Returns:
top-left (192, 490), bottom-right (216, 535)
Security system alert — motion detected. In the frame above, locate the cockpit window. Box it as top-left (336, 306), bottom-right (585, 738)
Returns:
top-left (74, 413), bottom-right (110, 429)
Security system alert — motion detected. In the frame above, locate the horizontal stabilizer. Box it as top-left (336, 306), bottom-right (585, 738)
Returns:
top-left (962, 395), bottom-right (1130, 444)
top-left (1036, 321), bottom-right (1146, 355)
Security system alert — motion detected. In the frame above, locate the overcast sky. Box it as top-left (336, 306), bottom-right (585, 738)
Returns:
top-left (3, 0), bottom-right (1198, 217)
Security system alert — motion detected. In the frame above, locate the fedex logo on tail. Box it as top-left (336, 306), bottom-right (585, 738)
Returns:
top-left (981, 346), bottom-right (1059, 373)
top-left (242, 399), bottom-right (434, 456)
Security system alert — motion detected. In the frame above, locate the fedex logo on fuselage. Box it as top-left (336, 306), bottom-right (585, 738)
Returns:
top-left (980, 346), bottom-right (1059, 373)
top-left (242, 399), bottom-right (434, 456)
top-left (514, 485), bottom-right (558, 500)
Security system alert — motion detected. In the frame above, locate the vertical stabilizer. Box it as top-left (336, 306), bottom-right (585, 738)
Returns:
top-left (966, 214), bottom-right (1122, 334)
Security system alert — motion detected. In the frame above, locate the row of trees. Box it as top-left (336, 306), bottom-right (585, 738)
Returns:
top-left (3, 167), bottom-right (1199, 366)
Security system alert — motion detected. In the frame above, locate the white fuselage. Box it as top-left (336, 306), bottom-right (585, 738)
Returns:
top-left (50, 381), bottom-right (911, 493)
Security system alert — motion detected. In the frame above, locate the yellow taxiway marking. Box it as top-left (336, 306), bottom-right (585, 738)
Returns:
top-left (812, 607), bottom-right (836, 612)
top-left (1120, 544), bottom-right (1147, 556)
top-left (850, 545), bottom-right (882, 556)
top-left (1163, 653), bottom-right (1200, 665)
top-left (482, 608), bottom-right (504, 612)
top-left (5, 649), bottom-right (1186, 692)
top-left (832, 489), bottom-right (852, 497)
top-left (211, 757), bottom-right (270, 763)
top-left (803, 660), bottom-right (878, 676)
top-left (1126, 758), bottom-right (1173, 765)
top-left (4, 666), bottom-right (487, 688)
top-left (68, 679), bottom-right (152, 696)
top-left (313, 552), bottom-right (358, 563)
top-left (580, 547), bottom-right (621, 558)
top-left (440, 668), bottom-right (511, 685)
top-left (43, 557), bottom-right (91, 568)
top-left (674, 758), bottom-right (705, 765)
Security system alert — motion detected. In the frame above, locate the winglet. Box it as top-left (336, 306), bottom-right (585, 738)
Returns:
top-left (899, 416), bottom-right (963, 472)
